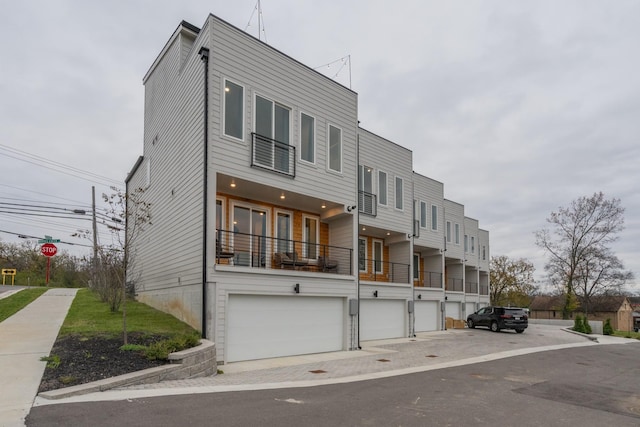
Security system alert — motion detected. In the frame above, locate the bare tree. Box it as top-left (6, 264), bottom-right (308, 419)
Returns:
top-left (535, 192), bottom-right (631, 318)
top-left (489, 255), bottom-right (536, 307)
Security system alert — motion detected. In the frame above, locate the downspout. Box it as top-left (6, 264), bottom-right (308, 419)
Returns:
top-left (199, 46), bottom-right (210, 339)
top-left (356, 132), bottom-right (361, 350)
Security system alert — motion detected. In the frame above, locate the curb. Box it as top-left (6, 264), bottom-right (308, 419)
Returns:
top-left (39, 339), bottom-right (217, 400)
top-left (562, 327), bottom-right (599, 342)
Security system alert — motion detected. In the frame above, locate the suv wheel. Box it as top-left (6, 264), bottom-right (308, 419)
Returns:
top-left (515, 329), bottom-right (525, 334)
top-left (467, 319), bottom-right (475, 329)
top-left (490, 321), bottom-right (500, 332)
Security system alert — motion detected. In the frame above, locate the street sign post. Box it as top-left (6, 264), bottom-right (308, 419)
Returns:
top-left (40, 241), bottom-right (58, 285)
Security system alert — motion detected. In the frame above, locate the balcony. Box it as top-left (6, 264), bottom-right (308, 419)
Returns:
top-left (359, 258), bottom-right (410, 284)
top-left (215, 229), bottom-right (352, 275)
top-left (358, 191), bottom-right (377, 216)
top-left (465, 281), bottom-right (478, 294)
top-left (479, 283), bottom-right (489, 295)
top-left (251, 133), bottom-right (296, 177)
top-left (415, 271), bottom-right (442, 288)
top-left (446, 278), bottom-right (464, 292)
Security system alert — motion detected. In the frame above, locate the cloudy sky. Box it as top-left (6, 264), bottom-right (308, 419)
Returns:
top-left (1, 0), bottom-right (639, 291)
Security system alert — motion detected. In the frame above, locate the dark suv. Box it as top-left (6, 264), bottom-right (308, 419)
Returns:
top-left (467, 306), bottom-right (528, 333)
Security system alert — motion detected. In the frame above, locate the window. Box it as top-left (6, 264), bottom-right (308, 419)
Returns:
top-left (431, 205), bottom-right (438, 231)
top-left (328, 124), bottom-right (342, 172)
top-left (275, 211), bottom-right (292, 253)
top-left (395, 177), bottom-right (403, 210)
top-left (224, 80), bottom-right (244, 140)
top-left (358, 238), bottom-right (367, 272)
top-left (471, 236), bottom-right (475, 254)
top-left (373, 239), bottom-right (383, 274)
top-left (455, 224), bottom-right (460, 245)
top-left (303, 215), bottom-right (319, 259)
top-left (300, 112), bottom-right (315, 163)
top-left (482, 245), bottom-right (486, 260)
top-left (446, 221), bottom-right (452, 243)
top-left (464, 235), bottom-right (468, 252)
top-left (378, 171), bottom-right (387, 205)
top-left (232, 204), bottom-right (268, 266)
top-left (359, 165), bottom-right (375, 215)
top-left (255, 94), bottom-right (291, 173)
top-left (420, 201), bottom-right (427, 228)
top-left (413, 254), bottom-right (420, 280)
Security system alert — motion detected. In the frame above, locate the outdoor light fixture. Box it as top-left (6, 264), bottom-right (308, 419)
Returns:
top-left (373, 290), bottom-right (378, 298)
top-left (294, 283), bottom-right (300, 294)
top-left (418, 294), bottom-right (422, 299)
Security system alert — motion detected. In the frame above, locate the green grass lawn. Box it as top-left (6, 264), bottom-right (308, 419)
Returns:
top-left (612, 330), bottom-right (640, 340)
top-left (60, 288), bottom-right (198, 338)
top-left (0, 287), bottom-right (48, 322)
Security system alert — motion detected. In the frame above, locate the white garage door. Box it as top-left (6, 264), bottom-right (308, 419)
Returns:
top-left (446, 301), bottom-right (461, 320)
top-left (360, 299), bottom-right (405, 341)
top-left (227, 295), bottom-right (344, 362)
top-left (415, 301), bottom-right (439, 332)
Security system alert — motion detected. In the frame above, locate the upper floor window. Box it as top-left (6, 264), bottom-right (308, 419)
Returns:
top-left (378, 171), bottom-right (387, 205)
top-left (471, 236), bottom-right (475, 254)
top-left (255, 95), bottom-right (290, 144)
top-left (224, 79), bottom-right (244, 140)
top-left (413, 253), bottom-right (420, 280)
top-left (328, 124), bottom-right (342, 173)
top-left (395, 177), bottom-right (403, 210)
top-left (454, 223), bottom-right (460, 245)
top-left (359, 165), bottom-right (376, 215)
top-left (300, 112), bottom-right (315, 163)
top-left (254, 95), bottom-right (292, 174)
top-left (482, 245), bottom-right (486, 260)
top-left (464, 235), bottom-right (468, 252)
top-left (446, 221), bottom-right (452, 243)
top-left (431, 204), bottom-right (438, 231)
top-left (420, 201), bottom-right (427, 228)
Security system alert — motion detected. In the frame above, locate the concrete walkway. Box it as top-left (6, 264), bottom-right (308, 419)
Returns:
top-left (0, 288), bottom-right (78, 427)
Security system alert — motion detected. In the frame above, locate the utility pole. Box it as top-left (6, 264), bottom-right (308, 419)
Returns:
top-left (92, 186), bottom-right (98, 286)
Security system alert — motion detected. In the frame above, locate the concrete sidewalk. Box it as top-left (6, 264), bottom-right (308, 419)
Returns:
top-left (0, 288), bottom-right (78, 427)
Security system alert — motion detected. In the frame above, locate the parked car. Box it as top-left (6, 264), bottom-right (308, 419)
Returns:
top-left (467, 306), bottom-right (528, 333)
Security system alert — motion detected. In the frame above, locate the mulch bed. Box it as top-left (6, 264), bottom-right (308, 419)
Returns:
top-left (38, 333), bottom-right (169, 393)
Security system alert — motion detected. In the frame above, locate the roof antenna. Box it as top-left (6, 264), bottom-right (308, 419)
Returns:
top-left (244, 0), bottom-right (268, 42)
top-left (314, 55), bottom-right (352, 89)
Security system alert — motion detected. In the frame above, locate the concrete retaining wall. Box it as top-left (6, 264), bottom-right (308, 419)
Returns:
top-left (40, 339), bottom-right (216, 400)
top-left (529, 319), bottom-right (603, 334)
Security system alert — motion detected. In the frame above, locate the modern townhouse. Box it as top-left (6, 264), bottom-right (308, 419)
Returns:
top-left (126, 14), bottom-right (490, 365)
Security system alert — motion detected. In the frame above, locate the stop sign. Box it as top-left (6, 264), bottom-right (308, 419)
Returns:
top-left (41, 243), bottom-right (58, 257)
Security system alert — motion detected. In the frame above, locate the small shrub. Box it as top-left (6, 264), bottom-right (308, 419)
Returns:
top-left (59, 376), bottom-right (76, 385)
top-left (583, 317), bottom-right (592, 334)
top-left (144, 333), bottom-right (201, 360)
top-left (603, 319), bottom-right (613, 335)
top-left (120, 344), bottom-right (147, 352)
top-left (573, 315), bottom-right (586, 333)
top-left (40, 355), bottom-right (61, 369)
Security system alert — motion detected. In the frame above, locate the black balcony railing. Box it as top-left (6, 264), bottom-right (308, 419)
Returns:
top-left (358, 191), bottom-right (377, 216)
top-left (359, 258), bottom-right (410, 284)
top-left (251, 133), bottom-right (296, 177)
top-left (446, 278), bottom-right (464, 292)
top-left (465, 281), bottom-right (478, 294)
top-left (415, 271), bottom-right (442, 288)
top-left (479, 283), bottom-right (489, 295)
top-left (216, 229), bottom-right (351, 275)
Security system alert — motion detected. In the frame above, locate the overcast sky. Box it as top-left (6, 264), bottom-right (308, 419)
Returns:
top-left (1, 0), bottom-right (639, 291)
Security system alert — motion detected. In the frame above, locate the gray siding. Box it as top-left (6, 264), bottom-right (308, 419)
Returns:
top-left (464, 217), bottom-right (479, 268)
top-left (208, 16), bottom-right (358, 208)
top-left (444, 199), bottom-right (465, 260)
top-left (413, 172), bottom-right (444, 250)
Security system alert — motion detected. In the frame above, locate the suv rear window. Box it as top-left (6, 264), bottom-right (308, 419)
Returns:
top-left (504, 308), bottom-right (526, 316)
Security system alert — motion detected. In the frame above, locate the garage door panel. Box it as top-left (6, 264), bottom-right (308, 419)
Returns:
top-left (446, 302), bottom-right (461, 320)
top-left (360, 300), bottom-right (405, 341)
top-left (415, 301), bottom-right (438, 332)
top-left (227, 295), bottom-right (343, 362)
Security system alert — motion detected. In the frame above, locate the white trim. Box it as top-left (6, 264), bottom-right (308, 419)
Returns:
top-left (327, 123), bottom-right (343, 174)
top-left (299, 111), bottom-right (316, 165)
top-left (222, 78), bottom-right (245, 142)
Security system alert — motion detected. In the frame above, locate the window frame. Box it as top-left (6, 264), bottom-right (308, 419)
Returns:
top-left (373, 239), bottom-right (384, 274)
top-left (446, 221), bottom-right (452, 243)
top-left (431, 204), bottom-right (438, 231)
top-left (454, 223), bottom-right (460, 245)
top-left (299, 111), bottom-right (315, 164)
top-left (302, 214), bottom-right (320, 259)
top-left (222, 78), bottom-right (245, 141)
top-left (420, 201), bottom-right (427, 229)
top-left (274, 209), bottom-right (293, 254)
top-left (413, 253), bottom-right (420, 281)
top-left (327, 123), bottom-right (343, 173)
top-left (395, 176), bottom-right (404, 211)
top-left (378, 170), bottom-right (387, 206)
top-left (358, 238), bottom-right (367, 273)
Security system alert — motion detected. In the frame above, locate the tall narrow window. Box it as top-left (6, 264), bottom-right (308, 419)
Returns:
top-left (464, 235), bottom-right (468, 252)
top-left (413, 254), bottom-right (420, 280)
top-left (232, 205), bottom-right (268, 266)
top-left (276, 211), bottom-right (291, 253)
top-left (446, 221), bottom-right (452, 243)
top-left (420, 201), bottom-right (427, 228)
top-left (359, 165), bottom-right (374, 215)
top-left (395, 177), bottom-right (403, 210)
top-left (300, 112), bottom-right (315, 163)
top-left (455, 224), bottom-right (460, 245)
top-left (358, 238), bottom-right (367, 272)
top-left (328, 124), bottom-right (342, 172)
top-left (471, 236), bottom-right (475, 254)
top-left (431, 205), bottom-right (438, 231)
top-left (378, 171), bottom-right (387, 205)
top-left (482, 245), bottom-right (486, 260)
top-left (224, 80), bottom-right (244, 140)
top-left (303, 216), bottom-right (319, 259)
top-left (373, 240), bottom-right (383, 274)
